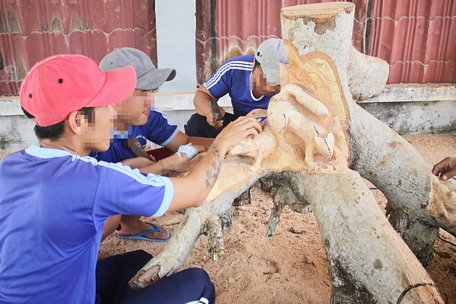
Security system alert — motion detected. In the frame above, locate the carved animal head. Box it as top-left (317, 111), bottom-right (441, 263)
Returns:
top-left (229, 41), bottom-right (351, 172)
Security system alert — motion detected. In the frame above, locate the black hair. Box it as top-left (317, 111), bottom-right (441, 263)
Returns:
top-left (22, 107), bottom-right (95, 140)
top-left (81, 107), bottom-right (95, 124)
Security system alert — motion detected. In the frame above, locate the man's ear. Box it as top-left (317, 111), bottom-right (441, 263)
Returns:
top-left (67, 111), bottom-right (83, 135)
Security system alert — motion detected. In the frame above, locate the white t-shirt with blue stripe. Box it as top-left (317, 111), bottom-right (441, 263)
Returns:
top-left (0, 145), bottom-right (173, 303)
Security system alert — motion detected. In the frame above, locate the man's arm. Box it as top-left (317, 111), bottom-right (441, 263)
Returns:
top-left (188, 136), bottom-right (214, 149)
top-left (165, 131), bottom-right (213, 152)
top-left (167, 116), bottom-right (261, 211)
top-left (121, 157), bottom-right (154, 169)
top-left (193, 85), bottom-right (225, 128)
top-left (121, 157), bottom-right (164, 175)
top-left (122, 133), bottom-right (212, 176)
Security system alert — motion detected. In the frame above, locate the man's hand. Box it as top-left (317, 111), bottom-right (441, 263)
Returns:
top-left (206, 103), bottom-right (225, 128)
top-left (193, 86), bottom-right (225, 128)
top-left (432, 157), bottom-right (456, 180)
top-left (167, 117), bottom-right (261, 211)
top-left (212, 116), bottom-right (262, 154)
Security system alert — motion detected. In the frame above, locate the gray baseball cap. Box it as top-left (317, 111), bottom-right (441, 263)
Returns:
top-left (254, 38), bottom-right (288, 85)
top-left (99, 47), bottom-right (176, 90)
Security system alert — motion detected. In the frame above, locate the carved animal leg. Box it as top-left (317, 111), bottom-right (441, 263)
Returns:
top-left (266, 187), bottom-right (295, 237)
top-left (203, 215), bottom-right (224, 261)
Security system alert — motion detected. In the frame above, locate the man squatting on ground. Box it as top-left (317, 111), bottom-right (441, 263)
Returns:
top-left (94, 47), bottom-right (213, 243)
top-left (185, 38), bottom-right (288, 138)
top-left (0, 55), bottom-right (261, 303)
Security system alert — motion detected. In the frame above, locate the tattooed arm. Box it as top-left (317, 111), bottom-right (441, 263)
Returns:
top-left (167, 116), bottom-right (262, 211)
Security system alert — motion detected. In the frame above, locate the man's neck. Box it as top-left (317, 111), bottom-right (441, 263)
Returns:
top-left (40, 137), bottom-right (89, 156)
top-left (251, 89), bottom-right (263, 99)
top-left (114, 119), bottom-right (129, 132)
top-left (250, 65), bottom-right (263, 99)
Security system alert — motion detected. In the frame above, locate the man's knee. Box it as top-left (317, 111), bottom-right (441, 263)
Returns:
top-left (182, 268), bottom-right (215, 293)
top-left (126, 250), bottom-right (152, 265)
top-left (185, 113), bottom-right (207, 137)
top-left (185, 268), bottom-right (212, 282)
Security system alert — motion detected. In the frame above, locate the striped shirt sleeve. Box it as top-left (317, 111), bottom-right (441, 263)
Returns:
top-left (204, 59), bottom-right (253, 99)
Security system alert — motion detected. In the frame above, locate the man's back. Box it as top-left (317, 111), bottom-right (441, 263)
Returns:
top-left (0, 145), bottom-right (172, 303)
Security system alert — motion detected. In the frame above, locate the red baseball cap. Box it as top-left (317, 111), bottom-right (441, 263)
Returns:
top-left (20, 54), bottom-right (137, 126)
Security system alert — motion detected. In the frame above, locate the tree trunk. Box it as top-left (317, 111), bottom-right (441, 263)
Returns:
top-left (289, 170), bottom-right (442, 303)
top-left (281, 1), bottom-right (456, 264)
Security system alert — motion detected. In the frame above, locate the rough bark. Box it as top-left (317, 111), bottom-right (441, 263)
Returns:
top-left (348, 47), bottom-right (389, 101)
top-left (203, 215), bottom-right (224, 261)
top-left (291, 170), bottom-right (442, 303)
top-left (260, 173), bottom-right (311, 237)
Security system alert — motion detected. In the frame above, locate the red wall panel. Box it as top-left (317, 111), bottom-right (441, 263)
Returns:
top-left (196, 0), bottom-right (368, 83)
top-left (0, 0), bottom-right (156, 95)
top-left (1, 0), bottom-right (455, 96)
top-left (369, 0), bottom-right (456, 83)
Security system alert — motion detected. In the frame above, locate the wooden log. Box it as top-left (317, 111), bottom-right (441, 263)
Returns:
top-left (289, 170), bottom-right (443, 303)
top-left (131, 47), bottom-right (446, 301)
top-left (348, 47), bottom-right (389, 101)
top-left (281, 1), bottom-right (456, 264)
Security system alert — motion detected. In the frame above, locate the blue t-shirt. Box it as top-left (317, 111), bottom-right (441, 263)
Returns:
top-left (0, 145), bottom-right (173, 303)
top-left (204, 54), bottom-right (275, 117)
top-left (94, 110), bottom-right (178, 163)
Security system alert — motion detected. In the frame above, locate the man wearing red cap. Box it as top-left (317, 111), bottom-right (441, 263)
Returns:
top-left (0, 54), bottom-right (261, 303)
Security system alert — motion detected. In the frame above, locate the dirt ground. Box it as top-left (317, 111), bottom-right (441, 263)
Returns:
top-left (99, 133), bottom-right (456, 304)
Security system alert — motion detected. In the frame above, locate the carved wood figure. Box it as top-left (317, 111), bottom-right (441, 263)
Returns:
top-left (130, 2), bottom-right (455, 303)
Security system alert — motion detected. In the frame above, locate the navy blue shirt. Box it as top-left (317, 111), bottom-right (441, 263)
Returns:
top-left (0, 145), bottom-right (173, 303)
top-left (94, 110), bottom-right (178, 163)
top-left (204, 54), bottom-right (275, 117)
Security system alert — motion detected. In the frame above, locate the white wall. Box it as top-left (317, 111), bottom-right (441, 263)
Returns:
top-left (0, 94), bottom-right (233, 155)
top-left (155, 0), bottom-right (197, 92)
top-left (1, 86), bottom-right (455, 155)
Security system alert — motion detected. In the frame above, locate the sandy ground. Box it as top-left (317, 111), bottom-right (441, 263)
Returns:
top-left (98, 133), bottom-right (456, 304)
